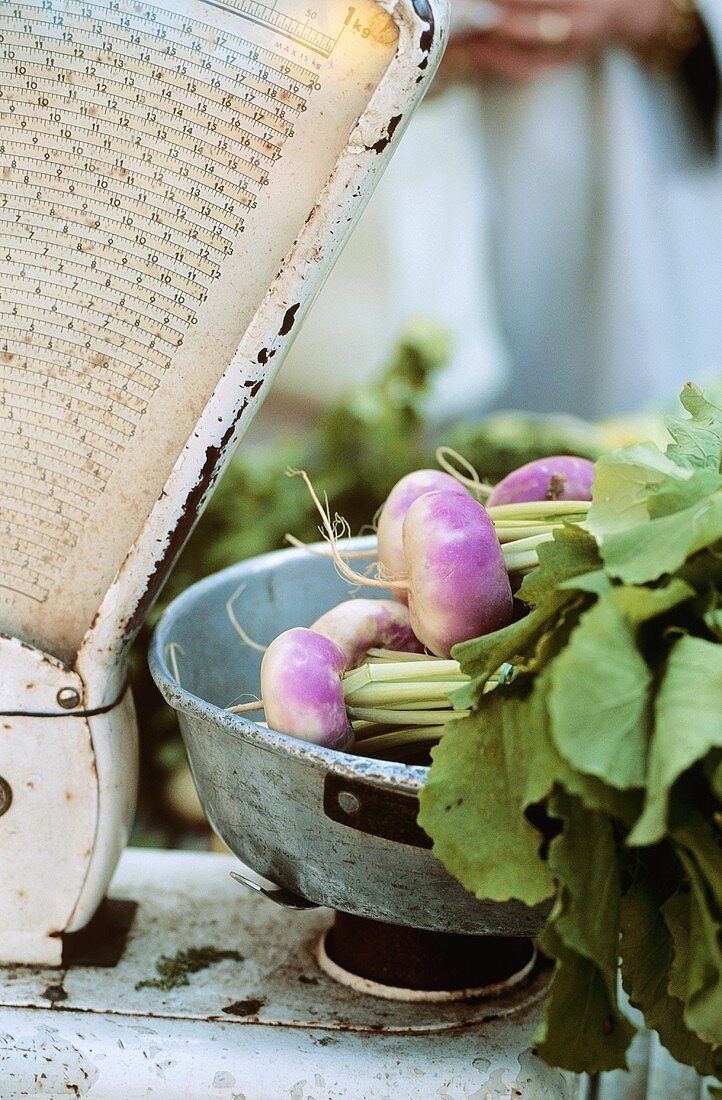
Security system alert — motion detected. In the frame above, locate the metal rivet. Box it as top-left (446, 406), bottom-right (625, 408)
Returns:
top-left (0, 778), bottom-right (12, 818)
top-left (57, 687), bottom-right (81, 710)
top-left (337, 790), bottom-right (360, 815)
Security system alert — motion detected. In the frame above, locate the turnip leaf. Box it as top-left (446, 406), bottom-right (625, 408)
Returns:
top-left (621, 880), bottom-right (722, 1079)
top-left (421, 383), bottom-right (722, 1089)
top-left (675, 847), bottom-right (722, 1047)
top-left (599, 492), bottom-right (722, 585)
top-left (631, 636), bottom-right (722, 846)
top-left (665, 383), bottom-right (722, 473)
top-left (516, 524), bottom-right (601, 608)
top-left (418, 694), bottom-right (555, 906)
top-left (548, 598), bottom-right (651, 789)
top-left (588, 443), bottom-right (693, 539)
top-left (535, 790), bottom-right (635, 1073)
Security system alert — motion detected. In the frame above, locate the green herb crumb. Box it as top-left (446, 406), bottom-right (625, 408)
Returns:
top-left (135, 945), bottom-right (243, 992)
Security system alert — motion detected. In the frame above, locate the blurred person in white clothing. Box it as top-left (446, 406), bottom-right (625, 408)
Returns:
top-left (274, 0), bottom-right (722, 422)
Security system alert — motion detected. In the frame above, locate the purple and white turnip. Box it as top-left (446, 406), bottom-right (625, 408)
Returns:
top-left (261, 627), bottom-right (352, 750)
top-left (227, 452), bottom-right (594, 759)
top-left (311, 598), bottom-right (422, 668)
top-left (486, 456), bottom-right (594, 507)
top-left (259, 598), bottom-right (422, 749)
top-left (376, 469), bottom-right (471, 600)
top-left (402, 490), bottom-right (513, 658)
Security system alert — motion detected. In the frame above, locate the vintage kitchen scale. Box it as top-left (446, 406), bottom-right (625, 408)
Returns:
top-left (0, 0), bottom-right (541, 979)
top-left (0, 0), bottom-right (446, 965)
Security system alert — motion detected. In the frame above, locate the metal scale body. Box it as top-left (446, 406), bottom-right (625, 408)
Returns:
top-left (0, 0), bottom-right (445, 964)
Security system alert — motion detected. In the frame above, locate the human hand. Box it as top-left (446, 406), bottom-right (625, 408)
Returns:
top-left (445, 0), bottom-right (675, 84)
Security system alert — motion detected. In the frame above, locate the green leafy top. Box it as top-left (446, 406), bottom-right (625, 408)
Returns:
top-left (419, 384), bottom-right (722, 1083)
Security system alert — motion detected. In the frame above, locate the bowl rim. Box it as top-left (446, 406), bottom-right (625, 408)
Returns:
top-left (148, 537), bottom-right (429, 794)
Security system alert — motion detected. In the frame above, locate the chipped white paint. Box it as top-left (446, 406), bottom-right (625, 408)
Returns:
top-left (65, 690), bottom-right (139, 935)
top-left (0, 850), bottom-right (581, 1099)
top-left (0, 635), bottom-right (97, 965)
top-left (0, 0), bottom-right (447, 962)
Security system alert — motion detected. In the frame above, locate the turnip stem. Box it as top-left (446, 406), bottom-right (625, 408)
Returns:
top-left (367, 642), bottom-right (433, 660)
top-left (343, 680), bottom-right (467, 707)
top-left (366, 648), bottom-right (430, 662)
top-left (495, 523), bottom-right (563, 542)
top-left (502, 531), bottom-right (555, 555)
top-left (499, 532), bottom-right (555, 573)
top-left (343, 659), bottom-right (465, 691)
top-left (493, 516), bottom-right (585, 528)
top-left (348, 706), bottom-right (463, 726)
top-left (488, 500), bottom-right (590, 521)
top-left (357, 727), bottom-right (442, 757)
top-left (380, 698), bottom-right (458, 711)
top-left (503, 549), bottom-right (542, 572)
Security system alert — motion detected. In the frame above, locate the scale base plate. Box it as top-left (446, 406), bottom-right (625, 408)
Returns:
top-left (0, 849), bottom-right (581, 1100)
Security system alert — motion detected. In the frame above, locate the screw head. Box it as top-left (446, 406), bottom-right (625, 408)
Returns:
top-left (337, 790), bottom-right (360, 815)
top-left (57, 687), bottom-right (81, 710)
top-left (0, 777), bottom-right (12, 818)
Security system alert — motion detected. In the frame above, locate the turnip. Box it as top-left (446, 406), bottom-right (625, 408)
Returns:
top-left (289, 470), bottom-right (517, 657)
top-left (311, 598), bottom-right (422, 669)
top-left (487, 456), bottom-right (594, 507)
top-left (258, 600), bottom-right (422, 748)
top-left (288, 466), bottom-right (567, 588)
top-left (376, 470), bottom-right (471, 600)
top-left (241, 454), bottom-right (595, 761)
top-left (261, 627), bottom-right (353, 750)
top-left (403, 490), bottom-right (513, 658)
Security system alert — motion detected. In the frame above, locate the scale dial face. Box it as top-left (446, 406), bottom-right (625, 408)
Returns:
top-left (0, 0), bottom-right (416, 662)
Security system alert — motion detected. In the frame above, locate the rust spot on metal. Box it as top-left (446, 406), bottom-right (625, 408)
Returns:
top-left (0, 776), bottom-right (12, 818)
top-left (244, 375), bottom-right (265, 396)
top-left (120, 409), bottom-right (248, 646)
top-left (41, 983), bottom-right (68, 1004)
top-left (323, 772), bottom-right (431, 849)
top-left (370, 114), bottom-right (402, 155)
top-left (278, 303), bottom-right (300, 336)
top-left (413, 0), bottom-right (435, 52)
top-left (222, 997), bottom-right (265, 1017)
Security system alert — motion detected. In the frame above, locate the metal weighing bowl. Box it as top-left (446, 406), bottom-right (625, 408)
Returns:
top-left (149, 540), bottom-right (547, 936)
